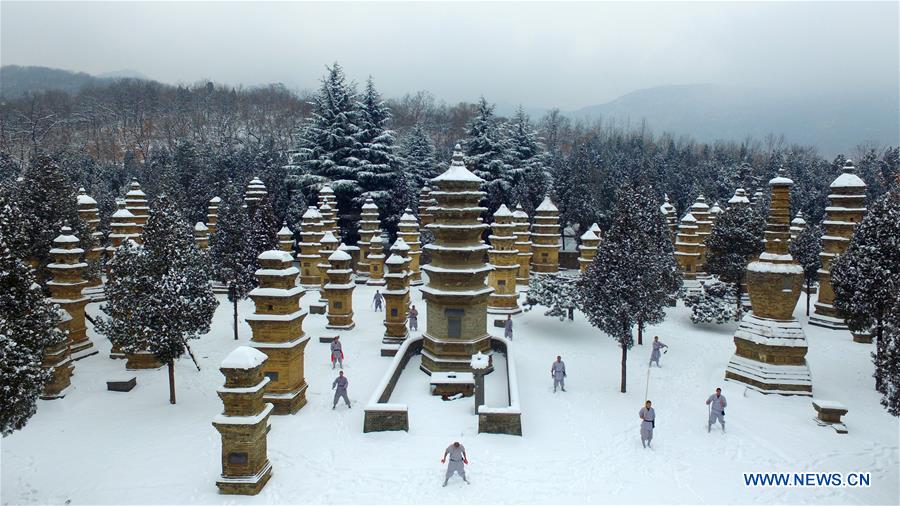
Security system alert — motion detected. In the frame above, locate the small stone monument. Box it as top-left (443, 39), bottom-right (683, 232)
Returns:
top-left (212, 346), bottom-right (274, 495)
top-left (124, 180), bottom-right (149, 236)
top-left (41, 308), bottom-right (74, 399)
top-left (512, 204), bottom-right (533, 288)
top-left (297, 207), bottom-right (324, 287)
top-left (366, 235), bottom-right (386, 286)
top-left (790, 211), bottom-right (807, 242)
top-left (471, 351), bottom-right (490, 412)
top-left (578, 229), bottom-right (601, 273)
top-left (325, 249), bottom-right (355, 330)
top-left (47, 225), bottom-right (94, 360)
top-left (194, 222), bottom-right (209, 250)
top-left (357, 198), bottom-right (382, 281)
top-left (207, 196), bottom-right (221, 235)
top-left (531, 196), bottom-right (561, 273)
top-left (382, 239), bottom-right (411, 356)
top-left (418, 186), bottom-right (435, 227)
top-left (276, 222), bottom-right (294, 252)
top-left (76, 188), bottom-right (104, 287)
top-left (397, 209), bottom-right (423, 286)
top-left (317, 231), bottom-right (340, 302)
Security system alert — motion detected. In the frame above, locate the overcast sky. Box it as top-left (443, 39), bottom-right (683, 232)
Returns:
top-left (2, 1), bottom-right (898, 109)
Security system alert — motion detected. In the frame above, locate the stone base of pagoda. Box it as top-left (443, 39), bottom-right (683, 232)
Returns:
top-left (809, 303), bottom-right (849, 330)
top-left (487, 302), bottom-right (522, 315)
top-left (851, 329), bottom-right (873, 344)
top-left (83, 284), bottom-right (107, 302)
top-left (216, 461), bottom-right (273, 496)
top-left (381, 333), bottom-right (409, 357)
top-left (40, 346), bottom-right (73, 400)
top-left (724, 314), bottom-right (812, 396)
top-left (409, 276), bottom-right (424, 286)
top-left (366, 278), bottom-right (386, 287)
top-left (126, 351), bottom-right (164, 370)
top-left (325, 320), bottom-right (356, 331)
top-left (70, 339), bottom-right (98, 361)
top-left (264, 384), bottom-right (308, 415)
top-left (420, 334), bottom-right (492, 377)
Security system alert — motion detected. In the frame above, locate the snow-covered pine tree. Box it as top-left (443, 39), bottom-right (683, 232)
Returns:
top-left (287, 62), bottom-right (362, 219)
top-left (462, 97), bottom-right (512, 215)
top-left (789, 223), bottom-right (823, 316)
top-left (209, 184), bottom-right (257, 340)
top-left (248, 195), bottom-right (278, 259)
top-left (831, 190), bottom-right (900, 392)
top-left (401, 123), bottom-right (438, 193)
top-left (0, 200), bottom-right (67, 435)
top-left (99, 194), bottom-right (217, 404)
top-left (878, 294), bottom-right (900, 416)
top-left (552, 144), bottom-right (600, 234)
top-left (523, 273), bottom-right (580, 321)
top-left (505, 106), bottom-right (550, 215)
top-left (355, 76), bottom-right (404, 235)
top-left (578, 180), bottom-right (678, 392)
top-left (683, 280), bottom-right (742, 324)
top-left (634, 194), bottom-right (682, 344)
top-left (705, 204), bottom-right (765, 313)
top-left (285, 191), bottom-right (308, 233)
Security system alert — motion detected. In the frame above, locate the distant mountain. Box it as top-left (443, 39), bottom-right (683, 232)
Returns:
top-left (0, 65), bottom-right (152, 99)
top-left (570, 84), bottom-right (899, 157)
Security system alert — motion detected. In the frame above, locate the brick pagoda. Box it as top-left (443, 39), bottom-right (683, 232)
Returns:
top-left (47, 226), bottom-right (94, 360)
top-left (382, 238), bottom-right (411, 356)
top-left (397, 209), bottom-right (423, 286)
top-left (76, 188), bottom-right (104, 287)
top-left (512, 204), bottom-right (532, 288)
top-left (297, 207), bottom-right (323, 287)
top-left (487, 204), bottom-right (521, 314)
top-left (325, 249), bottom-right (355, 330)
top-left (357, 198), bottom-right (382, 281)
top-left (531, 196), bottom-right (560, 273)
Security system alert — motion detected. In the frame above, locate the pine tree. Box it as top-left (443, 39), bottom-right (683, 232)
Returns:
top-left (209, 184), bottom-right (257, 340)
top-left (98, 195), bottom-right (217, 404)
top-left (0, 203), bottom-right (66, 435)
top-left (789, 223), bottom-right (823, 316)
top-left (831, 191), bottom-right (900, 392)
top-left (524, 273), bottom-right (580, 321)
top-left (683, 280), bottom-right (742, 324)
top-left (878, 294), bottom-right (900, 416)
top-left (248, 195), bottom-right (278, 260)
top-left (401, 123), bottom-right (438, 191)
top-left (705, 204), bottom-right (765, 313)
top-left (463, 97), bottom-right (511, 214)
top-left (578, 181), bottom-right (680, 392)
top-left (553, 145), bottom-right (601, 234)
top-left (505, 106), bottom-right (550, 214)
top-left (288, 62), bottom-right (362, 214)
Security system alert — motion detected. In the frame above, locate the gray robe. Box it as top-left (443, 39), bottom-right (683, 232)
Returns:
top-left (408, 307), bottom-right (418, 330)
top-left (551, 361), bottom-right (566, 391)
top-left (373, 293), bottom-right (384, 311)
top-left (333, 376), bottom-right (350, 407)
top-left (331, 340), bottom-right (343, 367)
top-left (639, 407), bottom-right (655, 444)
top-left (444, 444), bottom-right (467, 481)
top-left (706, 394), bottom-right (726, 427)
top-left (650, 340), bottom-right (667, 365)
top-left (504, 319), bottom-right (513, 339)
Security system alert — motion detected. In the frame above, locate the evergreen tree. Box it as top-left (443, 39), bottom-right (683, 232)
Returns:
top-left (578, 181), bottom-right (680, 392)
top-left (505, 107), bottom-right (550, 214)
top-left (789, 223), bottom-right (823, 316)
top-left (248, 195), bottom-right (278, 260)
top-left (705, 204), bottom-right (765, 313)
top-left (209, 184), bottom-right (257, 340)
top-left (553, 145), bottom-right (601, 234)
top-left (524, 273), bottom-right (580, 321)
top-left (683, 280), bottom-right (742, 324)
top-left (0, 203), bottom-right (66, 435)
top-left (462, 97), bottom-right (512, 214)
top-left (400, 123), bottom-right (438, 211)
top-left (831, 191), bottom-right (900, 392)
top-left (288, 62), bottom-right (362, 216)
top-left (877, 294), bottom-right (900, 416)
top-left (98, 195), bottom-right (217, 404)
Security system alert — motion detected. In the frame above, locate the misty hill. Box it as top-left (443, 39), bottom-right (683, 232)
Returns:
top-left (0, 65), bottom-right (152, 99)
top-left (571, 84), bottom-right (898, 157)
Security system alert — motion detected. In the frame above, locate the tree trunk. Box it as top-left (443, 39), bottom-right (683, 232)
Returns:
top-left (637, 320), bottom-right (643, 345)
top-left (735, 282), bottom-right (743, 315)
top-left (233, 295), bottom-right (239, 341)
top-left (168, 361), bottom-right (176, 405)
top-left (805, 279), bottom-right (812, 317)
top-left (568, 307), bottom-right (574, 321)
top-left (620, 345), bottom-right (628, 393)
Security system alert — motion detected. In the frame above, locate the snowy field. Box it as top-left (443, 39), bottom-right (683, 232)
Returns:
top-left (2, 279), bottom-right (898, 505)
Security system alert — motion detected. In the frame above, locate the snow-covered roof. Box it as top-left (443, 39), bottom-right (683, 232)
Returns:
top-left (194, 222), bottom-right (208, 232)
top-left (209, 196), bottom-right (221, 204)
top-left (319, 202), bottom-right (332, 211)
top-left (769, 176), bottom-right (794, 186)
top-left (320, 185), bottom-right (334, 194)
top-left (830, 170), bottom-right (866, 189)
top-left (432, 146), bottom-right (483, 184)
top-left (385, 254), bottom-right (406, 266)
top-left (362, 198), bottom-right (379, 210)
top-left (681, 213), bottom-right (697, 223)
top-left (494, 204), bottom-right (513, 217)
top-left (391, 237), bottom-right (410, 252)
top-left (512, 204), bottom-right (528, 218)
top-left (125, 188), bottom-right (146, 198)
top-left (690, 196), bottom-right (709, 210)
top-left (791, 214), bottom-right (807, 226)
top-left (580, 229), bottom-right (599, 241)
top-left (112, 208), bottom-right (136, 219)
top-left (328, 249), bottom-right (351, 262)
top-left (221, 346), bottom-right (268, 370)
top-left (77, 192), bottom-right (97, 205)
top-left (258, 250), bottom-right (294, 263)
top-left (302, 207), bottom-right (322, 219)
top-left (589, 223), bottom-right (601, 234)
top-left (536, 196), bottom-right (558, 212)
top-left (400, 212), bottom-right (417, 222)
top-left (420, 186), bottom-right (431, 192)
top-left (320, 231), bottom-right (339, 244)
top-left (278, 225), bottom-right (293, 236)
top-left (54, 228), bottom-right (79, 243)
top-left (710, 202), bottom-right (722, 214)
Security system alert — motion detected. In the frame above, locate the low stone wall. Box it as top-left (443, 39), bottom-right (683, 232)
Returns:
top-left (477, 337), bottom-right (522, 436)
top-left (363, 336), bottom-right (423, 433)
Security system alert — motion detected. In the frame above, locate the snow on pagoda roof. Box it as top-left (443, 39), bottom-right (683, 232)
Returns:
top-left (112, 208), bottom-right (136, 219)
top-left (494, 204), bottom-right (513, 217)
top-left (319, 202), bottom-right (332, 210)
top-left (385, 254), bottom-right (405, 266)
top-left (258, 250), bottom-right (294, 263)
top-left (421, 186), bottom-right (431, 192)
top-left (320, 231), bottom-right (339, 244)
top-left (320, 185), bottom-right (335, 194)
top-left (512, 204), bottom-right (528, 218)
top-left (791, 213), bottom-right (807, 226)
top-left (391, 237), bottom-right (410, 252)
top-left (221, 346), bottom-right (268, 370)
top-left (302, 207), bottom-right (322, 219)
top-left (328, 249), bottom-right (351, 262)
top-left (536, 196), bottom-right (558, 212)
top-left (278, 224), bottom-right (293, 235)
top-left (362, 199), bottom-right (379, 210)
top-left (710, 202), bottom-right (723, 214)
top-left (769, 176), bottom-right (794, 185)
top-left (690, 196), bottom-right (709, 209)
top-left (54, 227), bottom-right (79, 243)
top-left (589, 223), bottom-right (601, 233)
top-left (248, 177), bottom-right (265, 186)
top-left (681, 212), bottom-right (697, 223)
top-left (194, 222), bottom-right (208, 232)
top-left (400, 212), bottom-right (417, 222)
top-left (580, 229), bottom-right (599, 241)
top-left (76, 190), bottom-right (97, 205)
top-left (126, 188), bottom-right (146, 198)
top-left (830, 167), bottom-right (866, 189)
top-left (210, 196), bottom-right (221, 203)
top-left (432, 145), bottom-right (483, 184)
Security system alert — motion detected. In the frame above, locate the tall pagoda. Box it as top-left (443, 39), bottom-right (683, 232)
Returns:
top-left (124, 180), bottom-right (149, 237)
top-left (487, 205), bottom-right (521, 314)
top-left (317, 231), bottom-right (340, 301)
top-left (418, 186), bottom-right (435, 226)
top-left (531, 196), bottom-right (561, 273)
top-left (382, 238), bottom-right (411, 355)
top-left (397, 209), bottom-right (423, 286)
top-left (357, 198), bottom-right (382, 281)
top-left (512, 204), bottom-right (533, 287)
top-left (725, 174), bottom-right (812, 395)
top-left (194, 222), bottom-right (209, 250)
top-left (297, 207), bottom-right (323, 287)
top-left (810, 161), bottom-right (868, 332)
top-left (689, 195), bottom-right (712, 271)
top-left (47, 226), bottom-right (94, 360)
top-left (578, 229), bottom-right (601, 272)
top-left (674, 213), bottom-right (702, 280)
top-left (324, 248), bottom-right (355, 330)
top-left (420, 146), bottom-right (493, 375)
top-left (660, 194), bottom-right (678, 240)
top-left (207, 196), bottom-right (221, 235)
top-left (366, 235), bottom-right (386, 286)
top-left (276, 222), bottom-right (294, 252)
top-left (244, 177), bottom-right (268, 211)
top-left (76, 188), bottom-right (104, 287)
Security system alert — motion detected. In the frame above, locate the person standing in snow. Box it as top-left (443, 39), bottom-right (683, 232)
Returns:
top-left (373, 290), bottom-right (384, 312)
top-left (706, 387), bottom-right (727, 432)
top-left (332, 370), bottom-right (351, 409)
top-left (504, 315), bottom-right (513, 340)
top-left (408, 304), bottom-right (419, 331)
top-left (330, 335), bottom-right (344, 369)
top-left (551, 355), bottom-right (567, 393)
top-left (649, 336), bottom-right (668, 367)
top-left (639, 400), bottom-right (656, 448)
top-left (441, 441), bottom-right (469, 486)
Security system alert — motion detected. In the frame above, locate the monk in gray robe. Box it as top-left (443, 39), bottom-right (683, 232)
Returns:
top-left (706, 388), bottom-right (727, 432)
top-left (639, 400), bottom-right (656, 448)
top-left (650, 336), bottom-right (668, 367)
top-left (551, 356), bottom-right (567, 393)
top-left (331, 336), bottom-right (343, 369)
top-left (442, 442), bottom-right (469, 486)
top-left (332, 371), bottom-right (350, 409)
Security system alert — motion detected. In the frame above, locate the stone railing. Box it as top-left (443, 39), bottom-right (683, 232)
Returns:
top-left (363, 336), bottom-right (423, 433)
top-left (477, 336), bottom-right (522, 436)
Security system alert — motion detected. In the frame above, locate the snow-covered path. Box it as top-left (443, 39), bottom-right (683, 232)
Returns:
top-left (2, 281), bottom-right (897, 504)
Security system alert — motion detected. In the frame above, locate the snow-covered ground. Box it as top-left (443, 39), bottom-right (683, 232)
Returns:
top-left (2, 279), bottom-right (898, 505)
